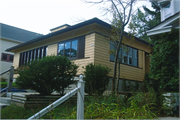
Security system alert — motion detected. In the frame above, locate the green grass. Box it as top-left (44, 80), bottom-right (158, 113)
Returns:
top-left (1, 82), bottom-right (18, 88)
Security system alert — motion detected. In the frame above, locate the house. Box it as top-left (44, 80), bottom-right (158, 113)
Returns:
top-left (0, 23), bottom-right (43, 80)
top-left (147, 0), bottom-right (180, 36)
top-left (6, 18), bottom-right (153, 91)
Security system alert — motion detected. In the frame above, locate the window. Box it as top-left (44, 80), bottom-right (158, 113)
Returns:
top-left (57, 36), bottom-right (85, 59)
top-left (19, 46), bottom-right (47, 67)
top-left (1, 53), bottom-right (14, 62)
top-left (58, 40), bottom-right (78, 59)
top-left (164, 3), bottom-right (171, 19)
top-left (109, 42), bottom-right (138, 67)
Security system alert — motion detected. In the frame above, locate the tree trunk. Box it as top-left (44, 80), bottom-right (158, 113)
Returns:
top-left (116, 60), bottom-right (120, 94)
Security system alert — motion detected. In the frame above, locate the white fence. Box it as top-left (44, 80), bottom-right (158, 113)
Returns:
top-left (28, 75), bottom-right (85, 120)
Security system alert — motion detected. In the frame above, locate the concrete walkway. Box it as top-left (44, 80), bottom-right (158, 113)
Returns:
top-left (158, 117), bottom-right (180, 120)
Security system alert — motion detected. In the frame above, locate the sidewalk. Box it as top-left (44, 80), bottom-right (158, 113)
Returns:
top-left (158, 117), bottom-right (180, 120)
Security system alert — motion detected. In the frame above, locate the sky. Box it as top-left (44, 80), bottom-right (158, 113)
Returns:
top-left (0, 0), bottom-right (153, 35)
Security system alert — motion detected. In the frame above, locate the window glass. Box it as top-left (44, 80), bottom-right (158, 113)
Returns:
top-left (26, 51), bottom-right (29, 62)
top-left (24, 52), bottom-right (26, 64)
top-left (64, 42), bottom-right (70, 57)
top-left (129, 57), bottom-right (132, 65)
top-left (71, 40), bottom-right (78, 58)
top-left (109, 44), bottom-right (138, 67)
top-left (124, 56), bottom-right (128, 64)
top-left (19, 46), bottom-right (47, 67)
top-left (37, 49), bottom-right (40, 59)
top-left (58, 43), bottom-right (64, 56)
top-left (2, 54), bottom-right (8, 61)
top-left (133, 49), bottom-right (137, 67)
top-left (33, 49), bottom-right (36, 60)
top-left (9, 55), bottom-right (14, 62)
top-left (164, 3), bottom-right (171, 19)
top-left (30, 51), bottom-right (32, 61)
top-left (128, 48), bottom-right (132, 56)
top-left (110, 42), bottom-right (115, 61)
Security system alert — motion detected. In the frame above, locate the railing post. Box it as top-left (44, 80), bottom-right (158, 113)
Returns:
top-left (77, 75), bottom-right (85, 120)
top-left (7, 66), bottom-right (14, 92)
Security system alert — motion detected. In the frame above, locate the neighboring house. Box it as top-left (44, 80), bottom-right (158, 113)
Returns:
top-left (6, 18), bottom-right (153, 91)
top-left (0, 23), bottom-right (43, 79)
top-left (147, 0), bottom-right (180, 36)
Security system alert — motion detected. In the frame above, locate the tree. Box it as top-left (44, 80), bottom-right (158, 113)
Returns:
top-left (83, 0), bottom-right (135, 93)
top-left (149, 29), bottom-right (179, 92)
top-left (16, 55), bottom-right (78, 95)
top-left (130, 1), bottom-right (160, 41)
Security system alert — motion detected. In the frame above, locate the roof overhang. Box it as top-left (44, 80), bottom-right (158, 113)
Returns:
top-left (1, 37), bottom-right (23, 44)
top-left (147, 12), bottom-right (180, 36)
top-left (6, 18), bottom-right (153, 52)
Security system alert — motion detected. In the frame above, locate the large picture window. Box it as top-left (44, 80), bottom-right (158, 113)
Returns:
top-left (58, 40), bottom-right (78, 59)
top-left (19, 46), bottom-right (47, 67)
top-left (58, 36), bottom-right (85, 60)
top-left (110, 42), bottom-right (138, 67)
top-left (1, 53), bottom-right (14, 62)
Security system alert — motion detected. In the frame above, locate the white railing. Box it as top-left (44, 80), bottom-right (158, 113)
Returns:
top-left (1, 66), bottom-right (23, 93)
top-left (28, 75), bottom-right (85, 120)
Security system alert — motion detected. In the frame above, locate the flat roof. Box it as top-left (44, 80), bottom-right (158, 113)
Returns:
top-left (6, 17), bottom-right (153, 52)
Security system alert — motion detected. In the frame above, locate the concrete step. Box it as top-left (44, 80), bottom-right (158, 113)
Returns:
top-left (0, 97), bottom-right (11, 104)
top-left (0, 103), bottom-right (10, 110)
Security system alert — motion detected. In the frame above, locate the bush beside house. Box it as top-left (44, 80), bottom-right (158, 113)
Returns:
top-left (84, 63), bottom-right (111, 96)
top-left (15, 55), bottom-right (78, 95)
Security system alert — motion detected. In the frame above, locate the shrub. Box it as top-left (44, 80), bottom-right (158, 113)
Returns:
top-left (15, 55), bottom-right (78, 95)
top-left (84, 63), bottom-right (111, 96)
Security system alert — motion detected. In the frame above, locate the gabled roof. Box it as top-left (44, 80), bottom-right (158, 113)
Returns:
top-left (6, 18), bottom-right (152, 52)
top-left (0, 23), bottom-right (43, 42)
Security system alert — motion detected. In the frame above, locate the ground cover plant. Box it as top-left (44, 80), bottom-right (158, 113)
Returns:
top-left (15, 55), bottom-right (78, 95)
top-left (84, 63), bottom-right (111, 96)
top-left (1, 101), bottom-right (76, 119)
top-left (67, 94), bottom-right (157, 119)
top-left (1, 95), bottom-right (158, 119)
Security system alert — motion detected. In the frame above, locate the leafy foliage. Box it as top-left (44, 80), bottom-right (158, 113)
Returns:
top-left (150, 29), bottom-right (179, 92)
top-left (68, 95), bottom-right (157, 119)
top-left (16, 55), bottom-right (78, 95)
top-left (130, 2), bottom-right (160, 41)
top-left (83, 63), bottom-right (111, 96)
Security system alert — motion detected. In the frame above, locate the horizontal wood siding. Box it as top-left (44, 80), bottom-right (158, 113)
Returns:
top-left (142, 51), bottom-right (145, 80)
top-left (94, 33), bottom-right (151, 81)
top-left (73, 33), bottom-right (95, 75)
top-left (138, 50), bottom-right (143, 68)
top-left (47, 44), bottom-right (57, 56)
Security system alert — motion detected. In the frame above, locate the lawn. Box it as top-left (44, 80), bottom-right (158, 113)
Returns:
top-left (1, 82), bottom-right (18, 88)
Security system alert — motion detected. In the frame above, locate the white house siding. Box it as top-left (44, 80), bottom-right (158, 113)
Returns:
top-left (0, 38), bottom-right (21, 80)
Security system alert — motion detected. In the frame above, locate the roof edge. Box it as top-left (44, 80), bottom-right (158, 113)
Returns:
top-left (6, 17), bottom-right (152, 52)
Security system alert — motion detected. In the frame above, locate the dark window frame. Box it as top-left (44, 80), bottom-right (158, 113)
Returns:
top-left (57, 36), bottom-right (85, 60)
top-left (19, 46), bottom-right (47, 67)
top-left (109, 43), bottom-right (138, 67)
top-left (1, 53), bottom-right (14, 63)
